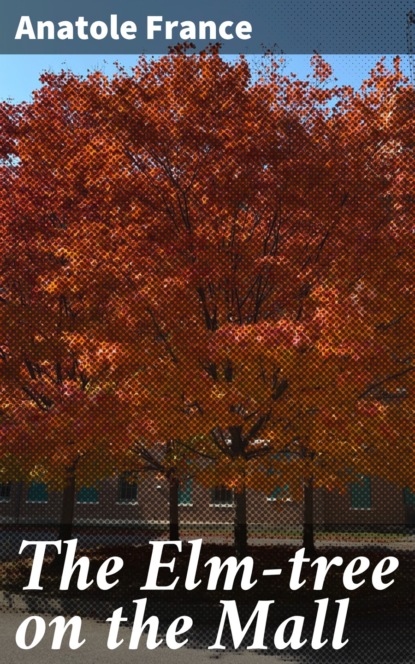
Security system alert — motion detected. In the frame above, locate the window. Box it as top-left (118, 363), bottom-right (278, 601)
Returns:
top-left (77, 486), bottom-right (99, 504)
top-left (267, 484), bottom-right (290, 502)
top-left (0, 482), bottom-right (11, 501)
top-left (118, 474), bottom-right (138, 503)
top-left (350, 476), bottom-right (371, 509)
top-left (403, 487), bottom-right (415, 507)
top-left (211, 485), bottom-right (234, 506)
top-left (27, 482), bottom-right (48, 503)
top-left (178, 478), bottom-right (193, 506)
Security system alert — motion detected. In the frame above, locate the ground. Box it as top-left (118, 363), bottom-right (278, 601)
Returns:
top-left (0, 537), bottom-right (414, 661)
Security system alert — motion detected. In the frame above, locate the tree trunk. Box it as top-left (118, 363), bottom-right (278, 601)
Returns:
top-left (14, 481), bottom-right (23, 525)
top-left (234, 487), bottom-right (248, 560)
top-left (229, 426), bottom-right (248, 559)
top-left (58, 466), bottom-right (76, 542)
top-left (52, 465), bottom-right (76, 569)
top-left (302, 477), bottom-right (316, 558)
top-left (168, 475), bottom-right (180, 541)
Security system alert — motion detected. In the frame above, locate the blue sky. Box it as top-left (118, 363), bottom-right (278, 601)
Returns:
top-left (0, 53), bottom-right (413, 103)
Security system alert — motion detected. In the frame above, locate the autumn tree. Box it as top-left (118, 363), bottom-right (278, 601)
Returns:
top-left (0, 132), bottom-right (130, 540)
top-left (101, 52), bottom-right (415, 553)
top-left (1, 51), bottom-right (414, 557)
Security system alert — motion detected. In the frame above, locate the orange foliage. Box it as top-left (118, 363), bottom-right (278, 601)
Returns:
top-left (0, 52), bottom-right (414, 497)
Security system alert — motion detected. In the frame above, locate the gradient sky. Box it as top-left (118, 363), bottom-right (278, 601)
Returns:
top-left (0, 53), bottom-right (413, 103)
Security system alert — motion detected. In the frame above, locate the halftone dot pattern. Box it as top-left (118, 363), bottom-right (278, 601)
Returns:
top-left (0, 50), bottom-right (414, 661)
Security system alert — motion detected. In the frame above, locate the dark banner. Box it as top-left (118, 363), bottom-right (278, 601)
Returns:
top-left (1, 0), bottom-right (415, 54)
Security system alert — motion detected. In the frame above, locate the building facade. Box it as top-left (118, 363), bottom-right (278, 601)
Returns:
top-left (0, 474), bottom-right (413, 530)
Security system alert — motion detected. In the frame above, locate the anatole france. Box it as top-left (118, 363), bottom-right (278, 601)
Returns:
top-left (15, 15), bottom-right (253, 41)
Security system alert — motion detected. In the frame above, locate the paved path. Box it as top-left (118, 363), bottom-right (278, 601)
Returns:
top-left (1, 528), bottom-right (414, 562)
top-left (1, 611), bottom-right (290, 664)
top-left (1, 604), bottom-right (414, 664)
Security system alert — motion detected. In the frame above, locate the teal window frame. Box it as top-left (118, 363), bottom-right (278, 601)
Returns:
top-left (267, 484), bottom-right (290, 501)
top-left (403, 487), bottom-right (415, 507)
top-left (350, 476), bottom-right (372, 509)
top-left (27, 482), bottom-right (48, 503)
top-left (178, 478), bottom-right (193, 506)
top-left (77, 486), bottom-right (99, 504)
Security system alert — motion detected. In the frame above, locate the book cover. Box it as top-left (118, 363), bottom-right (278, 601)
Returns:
top-left (0, 2), bottom-right (414, 662)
